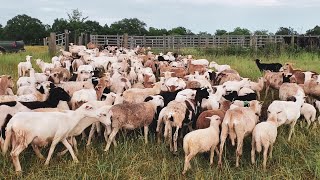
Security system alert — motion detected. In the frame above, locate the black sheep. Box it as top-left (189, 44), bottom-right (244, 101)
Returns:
top-left (223, 91), bottom-right (257, 102)
top-left (255, 59), bottom-right (282, 72)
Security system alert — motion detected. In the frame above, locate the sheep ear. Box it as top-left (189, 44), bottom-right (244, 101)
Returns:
top-left (205, 117), bottom-right (211, 120)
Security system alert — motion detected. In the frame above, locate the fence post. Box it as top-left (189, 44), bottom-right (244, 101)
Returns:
top-left (163, 34), bottom-right (166, 51)
top-left (64, 29), bottom-right (69, 51)
top-left (205, 36), bottom-right (209, 48)
top-left (123, 33), bottom-right (128, 48)
top-left (84, 33), bottom-right (89, 46)
top-left (48, 32), bottom-right (57, 56)
top-left (143, 35), bottom-right (146, 47)
top-left (43, 38), bottom-right (47, 46)
top-left (291, 34), bottom-right (295, 47)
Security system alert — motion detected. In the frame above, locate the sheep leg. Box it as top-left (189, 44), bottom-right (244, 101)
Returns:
top-left (96, 122), bottom-right (102, 137)
top-left (168, 125), bottom-right (173, 152)
top-left (72, 137), bottom-right (78, 154)
top-left (10, 144), bottom-right (25, 172)
top-left (306, 117), bottom-right (311, 129)
top-left (57, 149), bottom-right (68, 157)
top-left (173, 127), bottom-right (179, 154)
top-left (210, 145), bottom-right (216, 166)
top-left (218, 124), bottom-right (228, 168)
top-left (288, 120), bottom-right (297, 142)
top-left (157, 122), bottom-right (163, 144)
top-left (44, 139), bottom-right (60, 165)
top-left (144, 126), bottom-right (149, 144)
top-left (263, 144), bottom-right (269, 171)
top-left (235, 133), bottom-right (245, 168)
top-left (264, 85), bottom-right (270, 100)
top-left (87, 123), bottom-right (96, 146)
top-left (257, 92), bottom-right (260, 100)
top-left (251, 136), bottom-right (256, 165)
top-left (104, 128), bottom-right (119, 152)
top-left (182, 152), bottom-right (195, 175)
top-left (81, 132), bottom-right (87, 141)
top-left (271, 89), bottom-right (274, 100)
top-left (269, 143), bottom-right (273, 158)
top-left (61, 138), bottom-right (79, 163)
top-left (31, 144), bottom-right (45, 159)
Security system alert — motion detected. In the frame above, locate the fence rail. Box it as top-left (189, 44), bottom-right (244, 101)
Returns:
top-left (89, 34), bottom-right (309, 49)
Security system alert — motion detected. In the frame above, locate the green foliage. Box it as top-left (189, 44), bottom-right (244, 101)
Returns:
top-left (147, 27), bottom-right (168, 36)
top-left (254, 30), bottom-right (269, 35)
top-left (168, 26), bottom-right (194, 35)
top-left (306, 25), bottom-right (320, 35)
top-left (215, 29), bottom-right (227, 36)
top-left (67, 9), bottom-right (88, 23)
top-left (109, 18), bottom-right (147, 35)
top-left (198, 31), bottom-right (212, 36)
top-left (83, 20), bottom-right (104, 34)
top-left (275, 27), bottom-right (298, 35)
top-left (3, 14), bottom-right (48, 44)
top-left (51, 18), bottom-right (69, 34)
top-left (0, 24), bottom-right (4, 40)
top-left (229, 27), bottom-right (251, 35)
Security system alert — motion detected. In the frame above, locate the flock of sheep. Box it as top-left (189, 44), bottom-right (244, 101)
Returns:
top-left (0, 44), bottom-right (320, 175)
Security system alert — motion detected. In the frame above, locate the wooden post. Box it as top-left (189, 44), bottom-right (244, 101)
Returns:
top-left (84, 33), bottom-right (89, 46)
top-left (143, 35), bottom-right (146, 47)
top-left (123, 33), bottom-right (128, 48)
top-left (205, 36), bottom-right (209, 48)
top-left (64, 29), bottom-right (69, 51)
top-left (48, 32), bottom-right (57, 56)
top-left (198, 35), bottom-right (201, 47)
top-left (291, 34), bottom-right (295, 47)
top-left (78, 33), bottom-right (84, 45)
top-left (43, 38), bottom-right (47, 46)
top-left (163, 34), bottom-right (166, 51)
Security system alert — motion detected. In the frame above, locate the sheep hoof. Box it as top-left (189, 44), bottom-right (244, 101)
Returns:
top-left (44, 161), bottom-right (49, 166)
top-left (182, 171), bottom-right (186, 175)
top-left (73, 159), bottom-right (79, 164)
top-left (173, 151), bottom-right (178, 156)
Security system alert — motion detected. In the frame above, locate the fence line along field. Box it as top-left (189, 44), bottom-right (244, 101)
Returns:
top-left (1, 46), bottom-right (320, 179)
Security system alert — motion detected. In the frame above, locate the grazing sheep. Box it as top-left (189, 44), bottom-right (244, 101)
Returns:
top-left (218, 100), bottom-right (262, 167)
top-left (123, 82), bottom-right (162, 103)
top-left (263, 71), bottom-right (284, 99)
top-left (182, 115), bottom-right (221, 175)
top-left (104, 95), bottom-right (164, 152)
top-left (279, 82), bottom-right (305, 101)
top-left (300, 103), bottom-right (317, 128)
top-left (251, 113), bottom-right (278, 170)
top-left (255, 59), bottom-right (282, 72)
top-left (244, 77), bottom-right (264, 100)
top-left (36, 59), bottom-right (54, 73)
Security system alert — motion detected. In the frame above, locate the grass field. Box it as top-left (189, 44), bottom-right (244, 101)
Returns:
top-left (1, 46), bottom-right (320, 179)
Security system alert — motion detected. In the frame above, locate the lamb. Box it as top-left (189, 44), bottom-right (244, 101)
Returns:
top-left (36, 59), bottom-right (54, 73)
top-left (267, 94), bottom-right (305, 141)
top-left (17, 55), bottom-right (32, 77)
top-left (3, 102), bottom-right (106, 172)
top-left (182, 115), bottom-right (221, 175)
top-left (104, 95), bottom-right (164, 152)
top-left (255, 59), bottom-right (282, 72)
top-left (251, 113), bottom-right (278, 170)
top-left (218, 100), bottom-right (262, 167)
top-left (123, 82), bottom-right (162, 103)
top-left (209, 62), bottom-right (231, 72)
top-left (300, 103), bottom-right (317, 128)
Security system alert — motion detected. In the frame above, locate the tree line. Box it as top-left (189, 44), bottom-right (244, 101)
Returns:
top-left (1, 9), bottom-right (320, 44)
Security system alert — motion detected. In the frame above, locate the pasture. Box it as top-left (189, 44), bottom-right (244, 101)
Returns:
top-left (1, 46), bottom-right (320, 179)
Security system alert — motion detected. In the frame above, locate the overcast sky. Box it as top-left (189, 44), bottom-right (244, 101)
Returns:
top-left (1, 0), bottom-right (319, 34)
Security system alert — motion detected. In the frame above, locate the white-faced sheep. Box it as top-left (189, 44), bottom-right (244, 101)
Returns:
top-left (17, 55), bottom-right (32, 77)
top-left (182, 115), bottom-right (221, 175)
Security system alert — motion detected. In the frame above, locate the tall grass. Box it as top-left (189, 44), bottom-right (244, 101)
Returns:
top-left (1, 46), bottom-right (320, 179)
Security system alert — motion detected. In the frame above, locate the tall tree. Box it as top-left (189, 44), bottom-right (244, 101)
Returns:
top-left (275, 27), bottom-right (297, 35)
top-left (109, 18), bottom-right (147, 35)
top-left (229, 27), bottom-right (251, 35)
top-left (148, 27), bottom-right (168, 36)
top-left (3, 14), bottom-right (47, 44)
top-left (168, 26), bottom-right (193, 35)
top-left (51, 18), bottom-right (69, 33)
top-left (0, 24), bottom-right (4, 40)
top-left (215, 29), bottom-right (227, 35)
top-left (84, 20), bottom-right (104, 34)
top-left (254, 30), bottom-right (269, 35)
top-left (198, 31), bottom-right (212, 36)
top-left (306, 25), bottom-right (320, 35)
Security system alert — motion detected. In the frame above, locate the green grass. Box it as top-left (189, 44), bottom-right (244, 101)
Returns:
top-left (1, 47), bottom-right (320, 179)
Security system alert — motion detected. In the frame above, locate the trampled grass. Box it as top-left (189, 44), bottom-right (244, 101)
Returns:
top-left (1, 46), bottom-right (320, 179)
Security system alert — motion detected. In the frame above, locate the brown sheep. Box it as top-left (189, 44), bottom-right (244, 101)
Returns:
top-left (263, 70), bottom-right (284, 99)
top-left (95, 77), bottom-right (112, 100)
top-left (196, 100), bottom-right (232, 129)
top-left (87, 42), bottom-right (97, 49)
top-left (0, 75), bottom-right (14, 95)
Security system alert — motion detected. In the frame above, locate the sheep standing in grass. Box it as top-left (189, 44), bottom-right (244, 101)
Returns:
top-left (218, 100), bottom-right (262, 167)
top-left (17, 55), bottom-right (32, 77)
top-left (104, 95), bottom-right (164, 152)
top-left (251, 113), bottom-right (278, 170)
top-left (182, 115), bottom-right (221, 175)
top-left (300, 103), bottom-right (317, 128)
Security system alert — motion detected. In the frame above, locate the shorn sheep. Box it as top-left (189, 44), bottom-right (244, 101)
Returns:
top-left (251, 113), bottom-right (278, 170)
top-left (182, 115), bottom-right (221, 175)
top-left (104, 95), bottom-right (164, 152)
top-left (3, 102), bottom-right (107, 172)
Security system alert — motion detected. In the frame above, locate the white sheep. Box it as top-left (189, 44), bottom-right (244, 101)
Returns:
top-left (182, 115), bottom-right (221, 175)
top-left (36, 59), bottom-right (54, 73)
top-left (251, 113), bottom-right (278, 171)
top-left (300, 103), bottom-right (317, 128)
top-left (3, 102), bottom-right (106, 172)
top-left (17, 55), bottom-right (32, 77)
top-left (70, 88), bottom-right (97, 110)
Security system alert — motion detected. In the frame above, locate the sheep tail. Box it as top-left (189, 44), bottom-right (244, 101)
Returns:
top-left (255, 136), bottom-right (262, 153)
